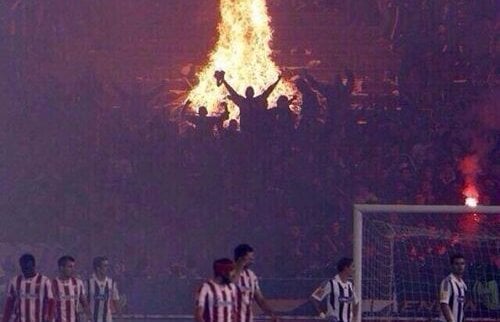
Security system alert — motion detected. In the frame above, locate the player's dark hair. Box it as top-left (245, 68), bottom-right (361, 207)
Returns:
top-left (337, 257), bottom-right (353, 273)
top-left (58, 255), bottom-right (75, 268)
top-left (234, 244), bottom-right (254, 261)
top-left (213, 258), bottom-right (234, 276)
top-left (93, 256), bottom-right (108, 270)
top-left (19, 253), bottom-right (35, 268)
top-left (450, 253), bottom-right (465, 264)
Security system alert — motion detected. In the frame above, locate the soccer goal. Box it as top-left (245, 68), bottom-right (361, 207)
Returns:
top-left (353, 204), bottom-right (500, 322)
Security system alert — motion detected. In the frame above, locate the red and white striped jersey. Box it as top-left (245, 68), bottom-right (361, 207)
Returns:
top-left (5, 274), bottom-right (53, 322)
top-left (236, 269), bottom-right (260, 322)
top-left (86, 275), bottom-right (119, 322)
top-left (52, 277), bottom-right (86, 322)
top-left (196, 280), bottom-right (238, 322)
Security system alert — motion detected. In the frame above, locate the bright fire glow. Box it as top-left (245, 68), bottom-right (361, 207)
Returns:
top-left (459, 156), bottom-right (480, 208)
top-left (463, 184), bottom-right (479, 207)
top-left (465, 197), bottom-right (478, 208)
top-left (187, 0), bottom-right (300, 119)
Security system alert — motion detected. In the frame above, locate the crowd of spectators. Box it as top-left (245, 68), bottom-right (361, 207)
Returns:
top-left (1, 0), bottom-right (498, 316)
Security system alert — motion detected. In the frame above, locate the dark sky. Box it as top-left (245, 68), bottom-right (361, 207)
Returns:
top-left (1, 0), bottom-right (397, 86)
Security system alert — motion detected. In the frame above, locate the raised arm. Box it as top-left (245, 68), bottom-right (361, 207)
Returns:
top-left (261, 74), bottom-right (282, 99)
top-left (180, 100), bottom-right (198, 122)
top-left (222, 79), bottom-right (241, 100)
top-left (216, 71), bottom-right (241, 99)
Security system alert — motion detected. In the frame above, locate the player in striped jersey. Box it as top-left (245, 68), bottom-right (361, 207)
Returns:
top-left (233, 244), bottom-right (278, 322)
top-left (439, 254), bottom-right (467, 322)
top-left (195, 258), bottom-right (238, 322)
top-left (86, 257), bottom-right (120, 322)
top-left (2, 254), bottom-right (54, 322)
top-left (52, 256), bottom-right (91, 322)
top-left (311, 258), bottom-right (359, 322)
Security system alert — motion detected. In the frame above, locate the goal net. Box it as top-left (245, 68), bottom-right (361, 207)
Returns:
top-left (353, 205), bottom-right (500, 322)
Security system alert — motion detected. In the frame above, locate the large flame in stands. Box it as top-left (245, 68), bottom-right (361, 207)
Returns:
top-left (187, 0), bottom-right (299, 119)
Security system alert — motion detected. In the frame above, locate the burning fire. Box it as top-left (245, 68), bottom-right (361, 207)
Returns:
top-left (187, 0), bottom-right (300, 120)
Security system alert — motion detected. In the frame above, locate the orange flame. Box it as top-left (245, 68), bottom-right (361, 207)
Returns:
top-left (187, 0), bottom-right (300, 120)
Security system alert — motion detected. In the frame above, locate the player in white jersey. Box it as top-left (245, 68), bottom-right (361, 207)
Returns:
top-left (86, 257), bottom-right (120, 322)
top-left (52, 256), bottom-right (91, 322)
top-left (233, 244), bottom-right (278, 322)
top-left (195, 258), bottom-right (238, 322)
top-left (2, 254), bottom-right (54, 322)
top-left (311, 258), bottom-right (359, 322)
top-left (439, 254), bottom-right (467, 322)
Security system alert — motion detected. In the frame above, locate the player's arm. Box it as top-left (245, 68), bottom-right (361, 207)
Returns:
top-left (310, 281), bottom-right (331, 318)
top-left (78, 281), bottom-right (92, 322)
top-left (353, 302), bottom-right (359, 322)
top-left (2, 280), bottom-right (16, 322)
top-left (44, 278), bottom-right (55, 322)
top-left (310, 296), bottom-right (324, 318)
top-left (352, 284), bottom-right (360, 322)
top-left (194, 284), bottom-right (209, 322)
top-left (2, 297), bottom-right (15, 322)
top-left (254, 288), bottom-right (278, 322)
top-left (111, 281), bottom-right (122, 315)
top-left (73, 280), bottom-right (92, 322)
top-left (440, 303), bottom-right (454, 322)
top-left (439, 280), bottom-right (454, 322)
top-left (194, 306), bottom-right (205, 322)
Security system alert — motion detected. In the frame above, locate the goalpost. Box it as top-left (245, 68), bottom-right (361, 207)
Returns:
top-left (353, 204), bottom-right (500, 322)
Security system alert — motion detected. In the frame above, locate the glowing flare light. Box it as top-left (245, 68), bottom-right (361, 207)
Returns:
top-left (187, 0), bottom-right (300, 119)
top-left (465, 197), bottom-right (478, 208)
